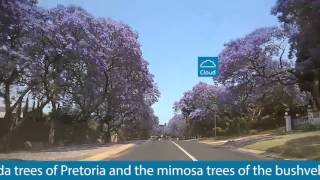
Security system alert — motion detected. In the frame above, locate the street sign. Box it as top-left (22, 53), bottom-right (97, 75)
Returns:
top-left (198, 57), bottom-right (219, 77)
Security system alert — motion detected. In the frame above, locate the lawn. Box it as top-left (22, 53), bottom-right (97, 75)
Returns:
top-left (244, 131), bottom-right (320, 159)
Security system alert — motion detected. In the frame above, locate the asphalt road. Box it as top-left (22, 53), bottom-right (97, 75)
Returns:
top-left (108, 140), bottom-right (263, 161)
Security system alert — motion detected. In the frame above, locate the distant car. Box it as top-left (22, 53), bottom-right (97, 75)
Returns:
top-left (150, 136), bottom-right (158, 141)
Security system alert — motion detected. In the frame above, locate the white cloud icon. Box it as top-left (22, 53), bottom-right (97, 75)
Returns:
top-left (200, 60), bottom-right (216, 68)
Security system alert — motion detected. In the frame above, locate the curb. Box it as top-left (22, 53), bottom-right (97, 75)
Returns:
top-left (237, 148), bottom-right (265, 155)
top-left (81, 144), bottom-right (136, 161)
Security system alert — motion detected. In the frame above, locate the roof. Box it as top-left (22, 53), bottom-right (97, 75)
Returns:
top-left (0, 106), bottom-right (5, 112)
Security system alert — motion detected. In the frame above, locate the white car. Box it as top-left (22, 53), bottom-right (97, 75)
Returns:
top-left (150, 136), bottom-right (158, 141)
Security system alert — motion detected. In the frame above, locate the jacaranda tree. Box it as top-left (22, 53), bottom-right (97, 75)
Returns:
top-left (0, 0), bottom-right (159, 150)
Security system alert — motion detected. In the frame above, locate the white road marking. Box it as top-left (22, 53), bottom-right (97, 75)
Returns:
top-left (170, 141), bottom-right (198, 161)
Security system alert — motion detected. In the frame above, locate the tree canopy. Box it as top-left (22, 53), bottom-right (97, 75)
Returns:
top-left (0, 0), bottom-right (159, 150)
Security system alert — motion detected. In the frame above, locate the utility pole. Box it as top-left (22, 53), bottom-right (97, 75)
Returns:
top-left (214, 114), bottom-right (217, 137)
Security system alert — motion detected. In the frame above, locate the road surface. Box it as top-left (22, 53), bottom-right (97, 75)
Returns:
top-left (108, 140), bottom-right (263, 161)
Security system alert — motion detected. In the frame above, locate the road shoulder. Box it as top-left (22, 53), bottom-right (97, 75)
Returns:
top-left (0, 142), bottom-right (141, 161)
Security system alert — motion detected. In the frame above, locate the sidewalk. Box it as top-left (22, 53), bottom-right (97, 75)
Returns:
top-left (0, 142), bottom-right (139, 161)
top-left (200, 133), bottom-right (272, 147)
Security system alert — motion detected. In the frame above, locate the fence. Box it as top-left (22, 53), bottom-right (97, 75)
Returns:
top-left (285, 108), bottom-right (320, 131)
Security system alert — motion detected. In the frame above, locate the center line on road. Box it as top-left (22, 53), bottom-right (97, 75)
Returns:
top-left (170, 141), bottom-right (198, 161)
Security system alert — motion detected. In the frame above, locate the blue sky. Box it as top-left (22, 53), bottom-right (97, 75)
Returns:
top-left (39, 0), bottom-right (278, 124)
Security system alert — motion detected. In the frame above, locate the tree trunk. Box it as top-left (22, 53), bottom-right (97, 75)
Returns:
top-left (103, 119), bottom-right (111, 143)
top-left (311, 78), bottom-right (320, 111)
top-left (104, 97), bottom-right (113, 143)
top-left (2, 113), bottom-right (13, 152)
top-left (2, 84), bottom-right (13, 151)
top-left (48, 118), bottom-right (55, 146)
top-left (49, 101), bottom-right (57, 146)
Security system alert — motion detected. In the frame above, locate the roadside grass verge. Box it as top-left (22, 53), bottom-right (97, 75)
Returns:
top-left (244, 131), bottom-right (320, 159)
top-left (200, 129), bottom-right (275, 141)
top-left (267, 135), bottom-right (320, 160)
